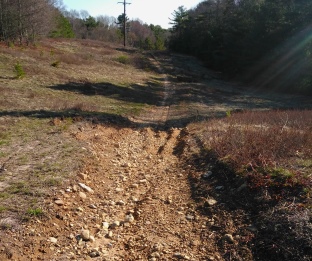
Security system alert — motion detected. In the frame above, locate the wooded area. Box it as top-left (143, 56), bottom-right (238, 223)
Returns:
top-left (0, 0), bottom-right (55, 44)
top-left (0, 0), bottom-right (311, 93)
top-left (169, 0), bottom-right (312, 93)
top-left (0, 0), bottom-right (167, 50)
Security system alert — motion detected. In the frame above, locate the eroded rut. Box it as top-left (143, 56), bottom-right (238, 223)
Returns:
top-left (0, 54), bottom-right (236, 260)
top-left (1, 124), bottom-right (229, 260)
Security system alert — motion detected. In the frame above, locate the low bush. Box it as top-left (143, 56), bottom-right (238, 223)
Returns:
top-left (198, 110), bottom-right (312, 192)
top-left (27, 208), bottom-right (43, 216)
top-left (14, 62), bottom-right (25, 79)
top-left (116, 55), bottom-right (130, 64)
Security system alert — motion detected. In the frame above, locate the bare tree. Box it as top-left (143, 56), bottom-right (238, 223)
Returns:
top-left (0, 0), bottom-right (55, 43)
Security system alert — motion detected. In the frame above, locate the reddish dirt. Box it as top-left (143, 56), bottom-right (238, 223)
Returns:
top-left (0, 123), bottom-right (255, 261)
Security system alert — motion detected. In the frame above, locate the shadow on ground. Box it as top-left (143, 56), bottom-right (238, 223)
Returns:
top-left (47, 78), bottom-right (312, 114)
top-left (0, 109), bottom-right (221, 131)
top-left (175, 134), bottom-right (312, 261)
top-left (48, 81), bottom-right (166, 106)
top-left (0, 110), bottom-right (134, 127)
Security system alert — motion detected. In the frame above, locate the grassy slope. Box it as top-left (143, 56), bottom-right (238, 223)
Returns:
top-left (0, 38), bottom-right (160, 223)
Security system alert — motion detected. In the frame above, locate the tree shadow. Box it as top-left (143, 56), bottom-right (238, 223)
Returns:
top-left (115, 47), bottom-right (138, 54)
top-left (0, 109), bottom-right (134, 127)
top-left (48, 81), bottom-right (167, 106)
top-left (175, 134), bottom-right (311, 261)
top-left (0, 108), bottom-right (220, 130)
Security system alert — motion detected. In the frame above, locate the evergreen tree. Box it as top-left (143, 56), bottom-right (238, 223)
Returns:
top-left (167, 0), bottom-right (312, 94)
top-left (50, 14), bottom-right (75, 38)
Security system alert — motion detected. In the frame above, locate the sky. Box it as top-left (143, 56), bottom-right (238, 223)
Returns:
top-left (61, 0), bottom-right (203, 29)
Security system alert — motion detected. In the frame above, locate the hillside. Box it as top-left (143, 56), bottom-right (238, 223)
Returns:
top-left (0, 39), bottom-right (311, 260)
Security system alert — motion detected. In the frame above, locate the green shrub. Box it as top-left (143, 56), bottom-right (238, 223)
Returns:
top-left (27, 208), bottom-right (43, 216)
top-left (116, 55), bottom-right (130, 64)
top-left (14, 62), bottom-right (25, 79)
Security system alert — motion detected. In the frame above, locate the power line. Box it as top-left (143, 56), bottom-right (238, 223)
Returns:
top-left (117, 0), bottom-right (131, 47)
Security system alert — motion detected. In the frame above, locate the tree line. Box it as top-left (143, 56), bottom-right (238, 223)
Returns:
top-left (169, 0), bottom-right (312, 94)
top-left (1, 0), bottom-right (311, 93)
top-left (0, 0), bottom-right (168, 50)
top-left (0, 0), bottom-right (56, 44)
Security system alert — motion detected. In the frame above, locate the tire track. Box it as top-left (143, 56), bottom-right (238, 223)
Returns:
top-left (129, 53), bottom-right (175, 128)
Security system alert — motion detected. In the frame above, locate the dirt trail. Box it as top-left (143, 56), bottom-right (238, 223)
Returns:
top-left (1, 125), bottom-right (223, 260)
top-left (1, 51), bottom-right (311, 261)
top-left (129, 54), bottom-right (173, 127)
top-left (0, 53), bottom-right (231, 261)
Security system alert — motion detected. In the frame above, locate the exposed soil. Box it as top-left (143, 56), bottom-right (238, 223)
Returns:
top-left (0, 47), bottom-right (311, 260)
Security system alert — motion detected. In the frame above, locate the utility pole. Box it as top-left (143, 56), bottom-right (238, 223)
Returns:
top-left (118, 0), bottom-right (131, 47)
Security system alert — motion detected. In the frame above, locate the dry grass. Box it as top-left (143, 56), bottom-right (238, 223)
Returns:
top-left (0, 38), bottom-right (159, 224)
top-left (189, 109), bottom-right (312, 210)
top-left (188, 110), bottom-right (312, 260)
top-left (193, 110), bottom-right (312, 174)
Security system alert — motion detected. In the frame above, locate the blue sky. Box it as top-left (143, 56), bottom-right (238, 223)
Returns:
top-left (62, 0), bottom-right (203, 29)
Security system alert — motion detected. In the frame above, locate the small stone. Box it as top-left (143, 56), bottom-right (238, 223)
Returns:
top-left (130, 196), bottom-right (139, 202)
top-left (89, 204), bottom-right (97, 209)
top-left (139, 179), bottom-right (147, 183)
top-left (124, 214), bottom-right (135, 223)
top-left (108, 200), bottom-right (116, 205)
top-left (166, 196), bottom-right (172, 204)
top-left (89, 236), bottom-right (95, 242)
top-left (115, 187), bottom-right (123, 192)
top-left (215, 186), bottom-right (224, 190)
top-left (130, 183), bottom-right (139, 189)
top-left (78, 183), bottom-right (94, 193)
top-left (186, 215), bottom-right (194, 221)
top-left (76, 207), bottom-right (84, 212)
top-left (122, 162), bottom-right (131, 168)
top-left (152, 243), bottom-right (162, 251)
top-left (49, 237), bottom-right (58, 243)
top-left (224, 234), bottom-right (234, 243)
top-left (116, 200), bottom-right (125, 206)
top-left (102, 222), bottom-right (109, 229)
top-left (72, 185), bottom-right (78, 192)
top-left (78, 173), bottom-right (88, 180)
top-left (107, 231), bottom-right (113, 239)
top-left (110, 221), bottom-right (120, 229)
top-left (151, 252), bottom-right (161, 258)
top-left (79, 192), bottom-right (87, 200)
top-left (121, 176), bottom-right (127, 182)
top-left (89, 249), bottom-right (100, 258)
top-left (81, 229), bottom-right (90, 241)
top-left (54, 200), bottom-right (64, 206)
top-left (207, 198), bottom-right (217, 206)
top-left (190, 240), bottom-right (200, 246)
